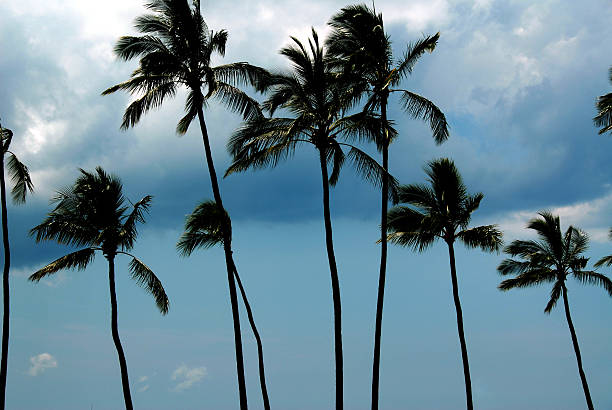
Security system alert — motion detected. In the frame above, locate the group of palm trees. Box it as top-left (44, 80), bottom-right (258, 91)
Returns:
top-left (0, 1), bottom-right (611, 409)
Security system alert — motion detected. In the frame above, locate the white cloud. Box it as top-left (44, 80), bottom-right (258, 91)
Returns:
top-left (138, 375), bottom-right (148, 383)
top-left (28, 353), bottom-right (57, 376)
top-left (138, 384), bottom-right (150, 393)
top-left (493, 191), bottom-right (612, 243)
top-left (171, 364), bottom-right (207, 392)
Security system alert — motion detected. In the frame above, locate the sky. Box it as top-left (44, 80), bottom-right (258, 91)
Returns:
top-left (1, 0), bottom-right (612, 409)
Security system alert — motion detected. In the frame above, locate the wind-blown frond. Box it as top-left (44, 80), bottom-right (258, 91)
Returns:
top-left (120, 195), bottom-right (153, 250)
top-left (498, 268), bottom-right (557, 290)
top-left (573, 270), bottom-right (612, 296)
top-left (398, 90), bottom-right (449, 145)
top-left (344, 145), bottom-right (398, 202)
top-left (119, 80), bottom-right (178, 129)
top-left (6, 152), bottom-right (33, 204)
top-left (396, 33), bottom-right (440, 80)
top-left (457, 225), bottom-right (502, 252)
top-left (544, 281), bottom-right (563, 313)
top-left (212, 82), bottom-right (262, 121)
top-left (29, 248), bottom-right (96, 282)
top-left (386, 205), bottom-right (438, 251)
top-left (177, 200), bottom-right (230, 256)
top-left (127, 256), bottom-right (169, 314)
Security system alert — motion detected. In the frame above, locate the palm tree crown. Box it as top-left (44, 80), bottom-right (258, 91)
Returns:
top-left (29, 167), bottom-right (168, 313)
top-left (102, 0), bottom-right (268, 133)
top-left (387, 158), bottom-right (501, 251)
top-left (226, 28), bottom-right (395, 193)
top-left (0, 123), bottom-right (34, 204)
top-left (594, 66), bottom-right (612, 135)
top-left (498, 212), bottom-right (612, 312)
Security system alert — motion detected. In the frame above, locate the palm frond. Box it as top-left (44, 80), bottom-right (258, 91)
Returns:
top-left (396, 32), bottom-right (440, 80)
top-left (6, 152), bottom-right (33, 204)
top-left (345, 145), bottom-right (398, 202)
top-left (120, 81), bottom-right (178, 129)
top-left (113, 35), bottom-right (171, 61)
top-left (398, 90), bottom-right (449, 144)
top-left (572, 270), bottom-right (612, 296)
top-left (594, 254), bottom-right (612, 268)
top-left (327, 140), bottom-right (345, 187)
top-left (120, 195), bottom-right (153, 250)
top-left (386, 205), bottom-right (439, 251)
top-left (127, 256), bottom-right (169, 314)
top-left (544, 281), bottom-right (563, 313)
top-left (457, 225), bottom-right (502, 252)
top-left (29, 248), bottom-right (96, 282)
top-left (213, 62), bottom-right (271, 93)
top-left (594, 92), bottom-right (612, 135)
top-left (176, 89), bottom-right (200, 134)
top-left (176, 200), bottom-right (230, 256)
top-left (211, 82), bottom-right (263, 121)
top-left (499, 268), bottom-right (557, 291)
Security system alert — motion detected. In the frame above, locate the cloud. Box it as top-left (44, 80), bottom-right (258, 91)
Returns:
top-left (138, 384), bottom-right (150, 393)
top-left (28, 353), bottom-right (57, 376)
top-left (171, 364), bottom-right (207, 392)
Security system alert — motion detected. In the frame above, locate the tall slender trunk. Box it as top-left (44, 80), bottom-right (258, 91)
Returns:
top-left (447, 241), bottom-right (473, 410)
top-left (318, 149), bottom-right (343, 410)
top-left (561, 284), bottom-right (594, 410)
top-left (371, 95), bottom-right (389, 410)
top-left (196, 104), bottom-right (248, 410)
top-left (107, 256), bottom-right (133, 410)
top-left (231, 260), bottom-right (271, 410)
top-left (0, 155), bottom-right (10, 410)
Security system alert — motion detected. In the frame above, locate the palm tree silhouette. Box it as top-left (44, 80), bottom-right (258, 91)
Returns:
top-left (498, 211), bottom-right (612, 410)
top-left (594, 227), bottom-right (612, 268)
top-left (326, 7), bottom-right (449, 408)
top-left (0, 121), bottom-right (33, 410)
top-left (386, 158), bottom-right (501, 410)
top-left (226, 29), bottom-right (395, 410)
top-left (29, 167), bottom-right (168, 410)
top-left (102, 1), bottom-right (269, 407)
top-left (177, 200), bottom-right (271, 410)
top-left (594, 66), bottom-right (612, 135)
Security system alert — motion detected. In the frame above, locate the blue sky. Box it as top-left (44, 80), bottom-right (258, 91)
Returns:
top-left (1, 0), bottom-right (612, 408)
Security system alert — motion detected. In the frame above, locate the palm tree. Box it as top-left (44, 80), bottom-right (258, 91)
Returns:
top-left (177, 200), bottom-right (271, 410)
top-left (594, 66), bottom-right (612, 135)
top-left (29, 167), bottom-right (168, 410)
top-left (102, 1), bottom-right (269, 407)
top-left (386, 158), bottom-right (501, 410)
top-left (0, 121), bottom-right (33, 410)
top-left (226, 29), bottom-right (395, 410)
top-left (594, 227), bottom-right (612, 267)
top-left (498, 212), bottom-right (612, 410)
top-left (326, 7), bottom-right (449, 408)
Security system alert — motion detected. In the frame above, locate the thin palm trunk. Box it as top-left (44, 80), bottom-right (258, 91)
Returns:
top-left (561, 284), bottom-right (594, 410)
top-left (447, 241), bottom-right (473, 410)
top-left (318, 149), bottom-right (343, 410)
top-left (371, 95), bottom-right (389, 410)
top-left (0, 155), bottom-right (10, 410)
top-left (196, 103), bottom-right (248, 410)
top-left (107, 256), bottom-right (133, 410)
top-left (231, 261), bottom-right (271, 410)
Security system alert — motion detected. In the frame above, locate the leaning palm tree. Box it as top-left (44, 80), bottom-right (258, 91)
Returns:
top-left (29, 167), bottom-right (168, 410)
top-left (327, 7), bottom-right (449, 408)
top-left (594, 66), bottom-right (612, 135)
top-left (387, 158), bottom-right (501, 410)
top-left (177, 200), bottom-right (271, 410)
top-left (498, 212), bottom-right (612, 410)
top-left (0, 121), bottom-right (33, 410)
top-left (102, 1), bottom-right (269, 407)
top-left (226, 29), bottom-right (395, 410)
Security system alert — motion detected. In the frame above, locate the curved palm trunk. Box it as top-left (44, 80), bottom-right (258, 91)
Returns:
top-left (0, 155), bottom-right (10, 410)
top-left (371, 95), bottom-right (389, 410)
top-left (231, 260), bottom-right (271, 410)
top-left (196, 104), bottom-right (248, 410)
top-left (561, 285), bottom-right (594, 410)
top-left (318, 149), bottom-right (343, 410)
top-left (447, 242), bottom-right (473, 410)
top-left (107, 256), bottom-right (133, 410)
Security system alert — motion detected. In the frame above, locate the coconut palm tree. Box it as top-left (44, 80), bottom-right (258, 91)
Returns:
top-left (326, 7), bottom-right (449, 408)
top-left (0, 121), bottom-right (33, 410)
top-left (594, 227), bottom-right (612, 268)
top-left (594, 66), bottom-right (612, 135)
top-left (102, 1), bottom-right (269, 407)
top-left (29, 167), bottom-right (168, 410)
top-left (177, 200), bottom-right (271, 410)
top-left (226, 29), bottom-right (395, 410)
top-left (498, 212), bottom-right (612, 410)
top-left (386, 158), bottom-right (501, 410)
